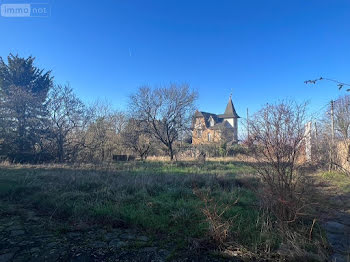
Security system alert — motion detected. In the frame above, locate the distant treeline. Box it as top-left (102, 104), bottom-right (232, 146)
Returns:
top-left (2, 54), bottom-right (348, 165)
top-left (0, 54), bottom-right (198, 163)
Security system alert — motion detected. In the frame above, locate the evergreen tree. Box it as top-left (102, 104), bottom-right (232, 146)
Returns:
top-left (0, 54), bottom-right (53, 161)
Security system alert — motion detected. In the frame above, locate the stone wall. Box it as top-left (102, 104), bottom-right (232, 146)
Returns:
top-left (192, 117), bottom-right (222, 145)
top-left (192, 128), bottom-right (222, 145)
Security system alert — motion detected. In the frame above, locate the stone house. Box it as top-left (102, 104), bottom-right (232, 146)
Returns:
top-left (192, 96), bottom-right (240, 145)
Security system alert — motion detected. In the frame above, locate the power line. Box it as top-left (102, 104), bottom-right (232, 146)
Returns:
top-left (305, 77), bottom-right (350, 91)
top-left (307, 95), bottom-right (348, 121)
top-left (308, 103), bottom-right (329, 121)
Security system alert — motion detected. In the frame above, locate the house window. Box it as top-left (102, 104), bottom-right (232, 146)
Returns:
top-left (197, 129), bottom-right (202, 138)
top-left (208, 133), bottom-right (212, 142)
top-left (210, 117), bottom-right (215, 127)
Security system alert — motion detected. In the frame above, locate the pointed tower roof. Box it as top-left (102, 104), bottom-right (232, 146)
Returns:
top-left (218, 95), bottom-right (240, 118)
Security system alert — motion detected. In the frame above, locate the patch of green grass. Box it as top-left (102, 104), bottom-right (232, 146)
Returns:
top-left (118, 192), bottom-right (206, 236)
top-left (321, 171), bottom-right (350, 193)
top-left (115, 160), bottom-right (255, 176)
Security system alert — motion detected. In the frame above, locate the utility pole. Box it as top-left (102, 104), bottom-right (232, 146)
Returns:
top-left (331, 100), bottom-right (335, 143)
top-left (330, 100), bottom-right (335, 170)
top-left (246, 108), bottom-right (249, 139)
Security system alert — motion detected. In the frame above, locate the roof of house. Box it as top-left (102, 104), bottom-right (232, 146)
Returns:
top-left (208, 120), bottom-right (234, 130)
top-left (194, 111), bottom-right (221, 127)
top-left (194, 96), bottom-right (240, 127)
top-left (193, 109), bottom-right (236, 130)
top-left (218, 97), bottom-right (240, 118)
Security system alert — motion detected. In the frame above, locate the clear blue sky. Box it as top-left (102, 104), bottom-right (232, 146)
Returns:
top-left (0, 0), bottom-right (349, 119)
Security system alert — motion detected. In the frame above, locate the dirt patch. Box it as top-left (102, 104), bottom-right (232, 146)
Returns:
top-left (313, 176), bottom-right (350, 262)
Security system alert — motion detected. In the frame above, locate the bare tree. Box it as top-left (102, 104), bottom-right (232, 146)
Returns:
top-left (48, 84), bottom-right (88, 162)
top-left (129, 84), bottom-right (197, 160)
top-left (333, 95), bottom-right (350, 139)
top-left (84, 117), bottom-right (115, 162)
top-left (88, 100), bottom-right (127, 135)
top-left (114, 111), bottom-right (128, 135)
top-left (82, 101), bottom-right (126, 163)
top-left (248, 100), bottom-right (308, 223)
top-left (121, 119), bottom-right (153, 160)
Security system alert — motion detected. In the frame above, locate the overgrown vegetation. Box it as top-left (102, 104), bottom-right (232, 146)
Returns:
top-left (241, 101), bottom-right (331, 260)
top-left (0, 161), bottom-right (327, 260)
top-left (248, 101), bottom-right (309, 223)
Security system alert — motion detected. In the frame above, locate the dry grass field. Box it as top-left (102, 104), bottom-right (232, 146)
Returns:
top-left (0, 160), bottom-right (337, 261)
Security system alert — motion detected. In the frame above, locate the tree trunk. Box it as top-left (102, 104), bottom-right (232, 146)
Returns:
top-left (57, 134), bottom-right (64, 163)
top-left (169, 143), bottom-right (174, 161)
